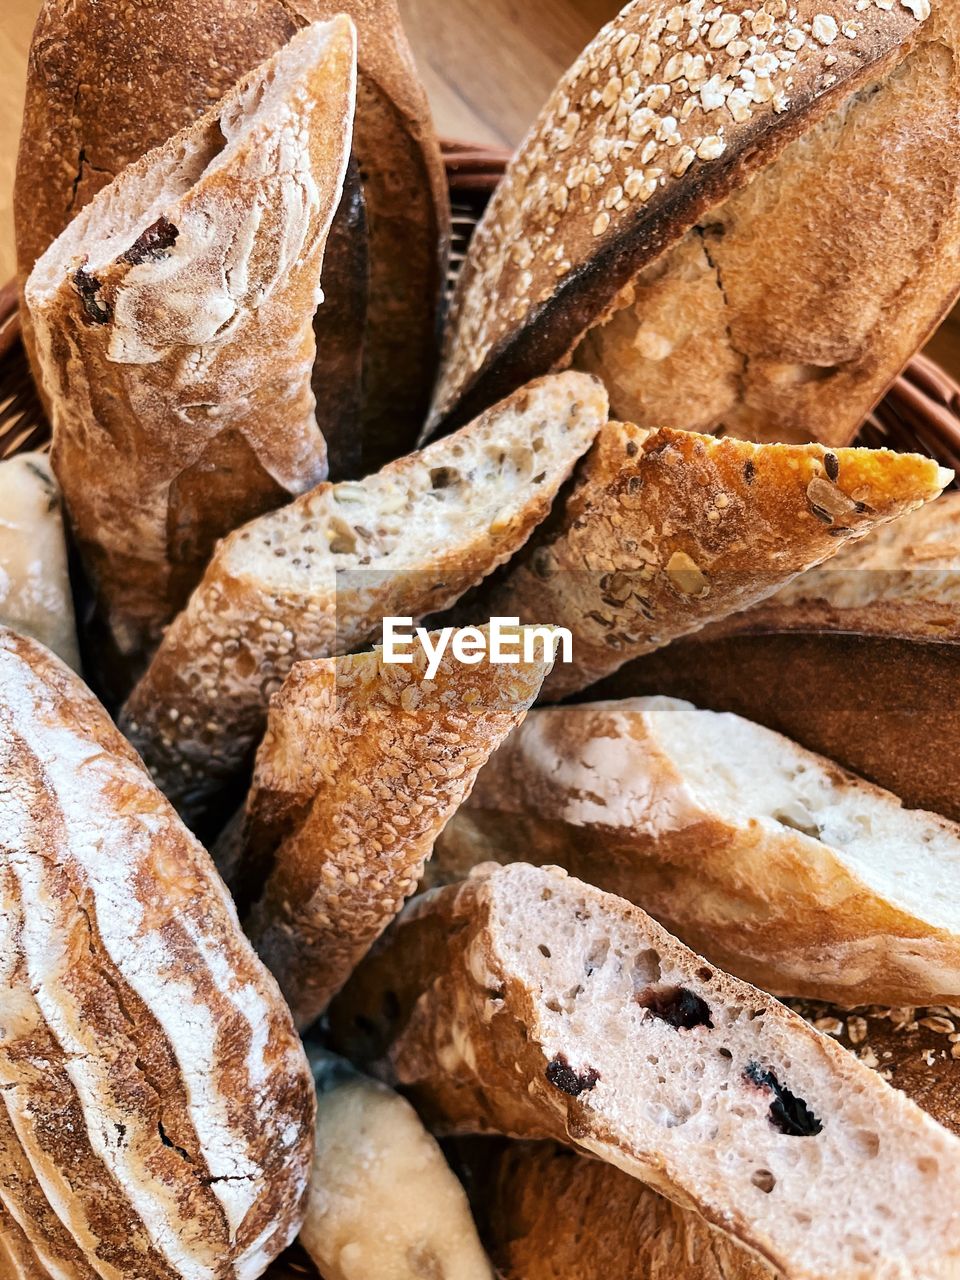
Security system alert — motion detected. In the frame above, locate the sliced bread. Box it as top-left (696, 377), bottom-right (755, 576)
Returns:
top-left (329, 862), bottom-right (960, 1280)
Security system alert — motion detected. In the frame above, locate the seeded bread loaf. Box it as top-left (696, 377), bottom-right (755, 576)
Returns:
top-left (16, 0), bottom-right (449, 474)
top-left (300, 1049), bottom-right (494, 1280)
top-left (0, 627), bottom-right (315, 1278)
top-left (463, 421), bottom-right (951, 698)
top-left (120, 372), bottom-right (607, 831)
top-left (432, 696), bottom-right (960, 1004)
top-left (428, 0), bottom-right (960, 448)
top-left (461, 1001), bottom-right (960, 1280)
top-left (0, 452), bottom-right (78, 670)
top-left (25, 20), bottom-right (357, 662)
top-left (329, 862), bottom-right (960, 1280)
top-left (225, 626), bottom-right (553, 1025)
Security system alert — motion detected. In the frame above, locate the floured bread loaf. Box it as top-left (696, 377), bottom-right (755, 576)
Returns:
top-left (25, 19), bottom-right (357, 660)
top-left (429, 0), bottom-right (960, 448)
top-left (0, 452), bottom-right (78, 669)
top-left (300, 1048), bottom-right (493, 1280)
top-left (330, 862), bottom-right (960, 1279)
top-left (433, 696), bottom-right (960, 1004)
top-left (120, 372), bottom-right (607, 830)
top-left (0, 627), bottom-right (315, 1278)
top-left (466, 421), bottom-right (951, 698)
top-left (225, 624), bottom-right (553, 1026)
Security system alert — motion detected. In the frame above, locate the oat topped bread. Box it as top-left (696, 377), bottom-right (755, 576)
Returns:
top-left (428, 0), bottom-right (960, 448)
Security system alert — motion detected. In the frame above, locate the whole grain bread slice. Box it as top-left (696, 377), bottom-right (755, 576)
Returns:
top-left (432, 696), bottom-right (960, 1005)
top-left (329, 862), bottom-right (960, 1280)
top-left (465, 422), bottom-right (951, 698)
top-left (25, 19), bottom-right (357, 662)
top-left (120, 372), bottom-right (607, 831)
top-left (428, 0), bottom-right (960, 449)
top-left (223, 625), bottom-right (554, 1026)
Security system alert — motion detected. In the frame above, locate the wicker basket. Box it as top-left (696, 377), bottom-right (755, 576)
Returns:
top-left (4, 140), bottom-right (960, 472)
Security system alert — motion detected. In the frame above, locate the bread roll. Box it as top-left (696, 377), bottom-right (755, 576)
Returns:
top-left (0, 452), bottom-right (78, 670)
top-left (0, 627), bottom-right (315, 1278)
top-left (299, 1049), bottom-right (493, 1280)
top-left (25, 20), bottom-right (357, 662)
top-left (464, 420), bottom-right (951, 698)
top-left (329, 862), bottom-right (960, 1280)
top-left (119, 372), bottom-right (607, 831)
top-left (433, 696), bottom-right (960, 1004)
top-left (226, 624), bottom-right (553, 1026)
top-left (429, 0), bottom-right (960, 448)
top-left (15, 0), bottom-right (448, 474)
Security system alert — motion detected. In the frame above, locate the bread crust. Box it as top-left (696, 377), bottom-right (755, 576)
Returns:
top-left (25, 20), bottom-right (357, 660)
top-left (15, 0), bottom-right (449, 474)
top-left (428, 0), bottom-right (932, 437)
top-left (433, 698), bottom-right (960, 1004)
top-left (594, 629), bottom-right (960, 823)
top-left (470, 422), bottom-right (951, 698)
top-left (329, 862), bottom-right (960, 1280)
top-left (230, 628), bottom-right (552, 1026)
top-left (0, 628), bottom-right (315, 1279)
top-left (119, 373), bottom-right (607, 831)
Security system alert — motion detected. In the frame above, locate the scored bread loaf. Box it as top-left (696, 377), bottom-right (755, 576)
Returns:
top-left (15, 0), bottom-right (449, 475)
top-left (463, 421), bottom-right (951, 698)
top-left (224, 624), bottom-right (553, 1027)
top-left (329, 862), bottom-right (960, 1280)
top-left (428, 0), bottom-right (960, 447)
top-left (432, 696), bottom-right (960, 1004)
top-left (690, 489), bottom-right (960, 643)
top-left (119, 372), bottom-right (607, 830)
top-left (0, 627), bottom-right (315, 1278)
top-left (460, 1000), bottom-right (960, 1280)
top-left (0, 452), bottom-right (78, 670)
top-left (25, 19), bottom-right (357, 662)
top-left (300, 1048), bottom-right (494, 1280)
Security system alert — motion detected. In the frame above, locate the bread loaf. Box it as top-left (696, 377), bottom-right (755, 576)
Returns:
top-left (329, 862), bottom-right (960, 1280)
top-left (0, 452), bottom-right (78, 670)
top-left (0, 627), bottom-right (315, 1278)
top-left (433, 696), bottom-right (960, 1004)
top-left (428, 0), bottom-right (960, 449)
top-left (25, 20), bottom-right (357, 661)
top-left (226, 624), bottom-right (553, 1026)
top-left (300, 1049), bottom-right (494, 1280)
top-left (464, 421), bottom-right (951, 698)
top-left (119, 372), bottom-right (607, 831)
top-left (15, 0), bottom-right (448, 474)
top-left (461, 999), bottom-right (960, 1280)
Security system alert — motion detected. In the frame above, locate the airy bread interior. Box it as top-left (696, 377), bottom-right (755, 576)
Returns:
top-left (482, 865), bottom-right (960, 1277)
top-left (220, 373), bottom-right (605, 589)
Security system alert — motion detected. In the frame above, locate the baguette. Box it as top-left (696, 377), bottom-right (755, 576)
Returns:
top-left (428, 0), bottom-right (960, 448)
top-left (224, 625), bottom-right (553, 1026)
top-left (0, 627), bottom-right (315, 1278)
top-left (16, 0), bottom-right (448, 475)
top-left (329, 862), bottom-right (960, 1280)
top-left (25, 19), bottom-right (357, 661)
top-left (461, 1000), bottom-right (960, 1280)
top-left (0, 452), bottom-right (78, 670)
top-left (120, 372), bottom-right (607, 831)
top-left (592, 634), bottom-right (960, 824)
top-left (432, 696), bottom-right (960, 1004)
top-left (465, 421), bottom-right (951, 698)
top-left (299, 1048), bottom-right (493, 1280)
top-left (700, 489), bottom-right (960, 643)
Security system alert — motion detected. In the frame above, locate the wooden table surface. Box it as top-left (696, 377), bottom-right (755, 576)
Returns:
top-left (1, 0), bottom-right (958, 371)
